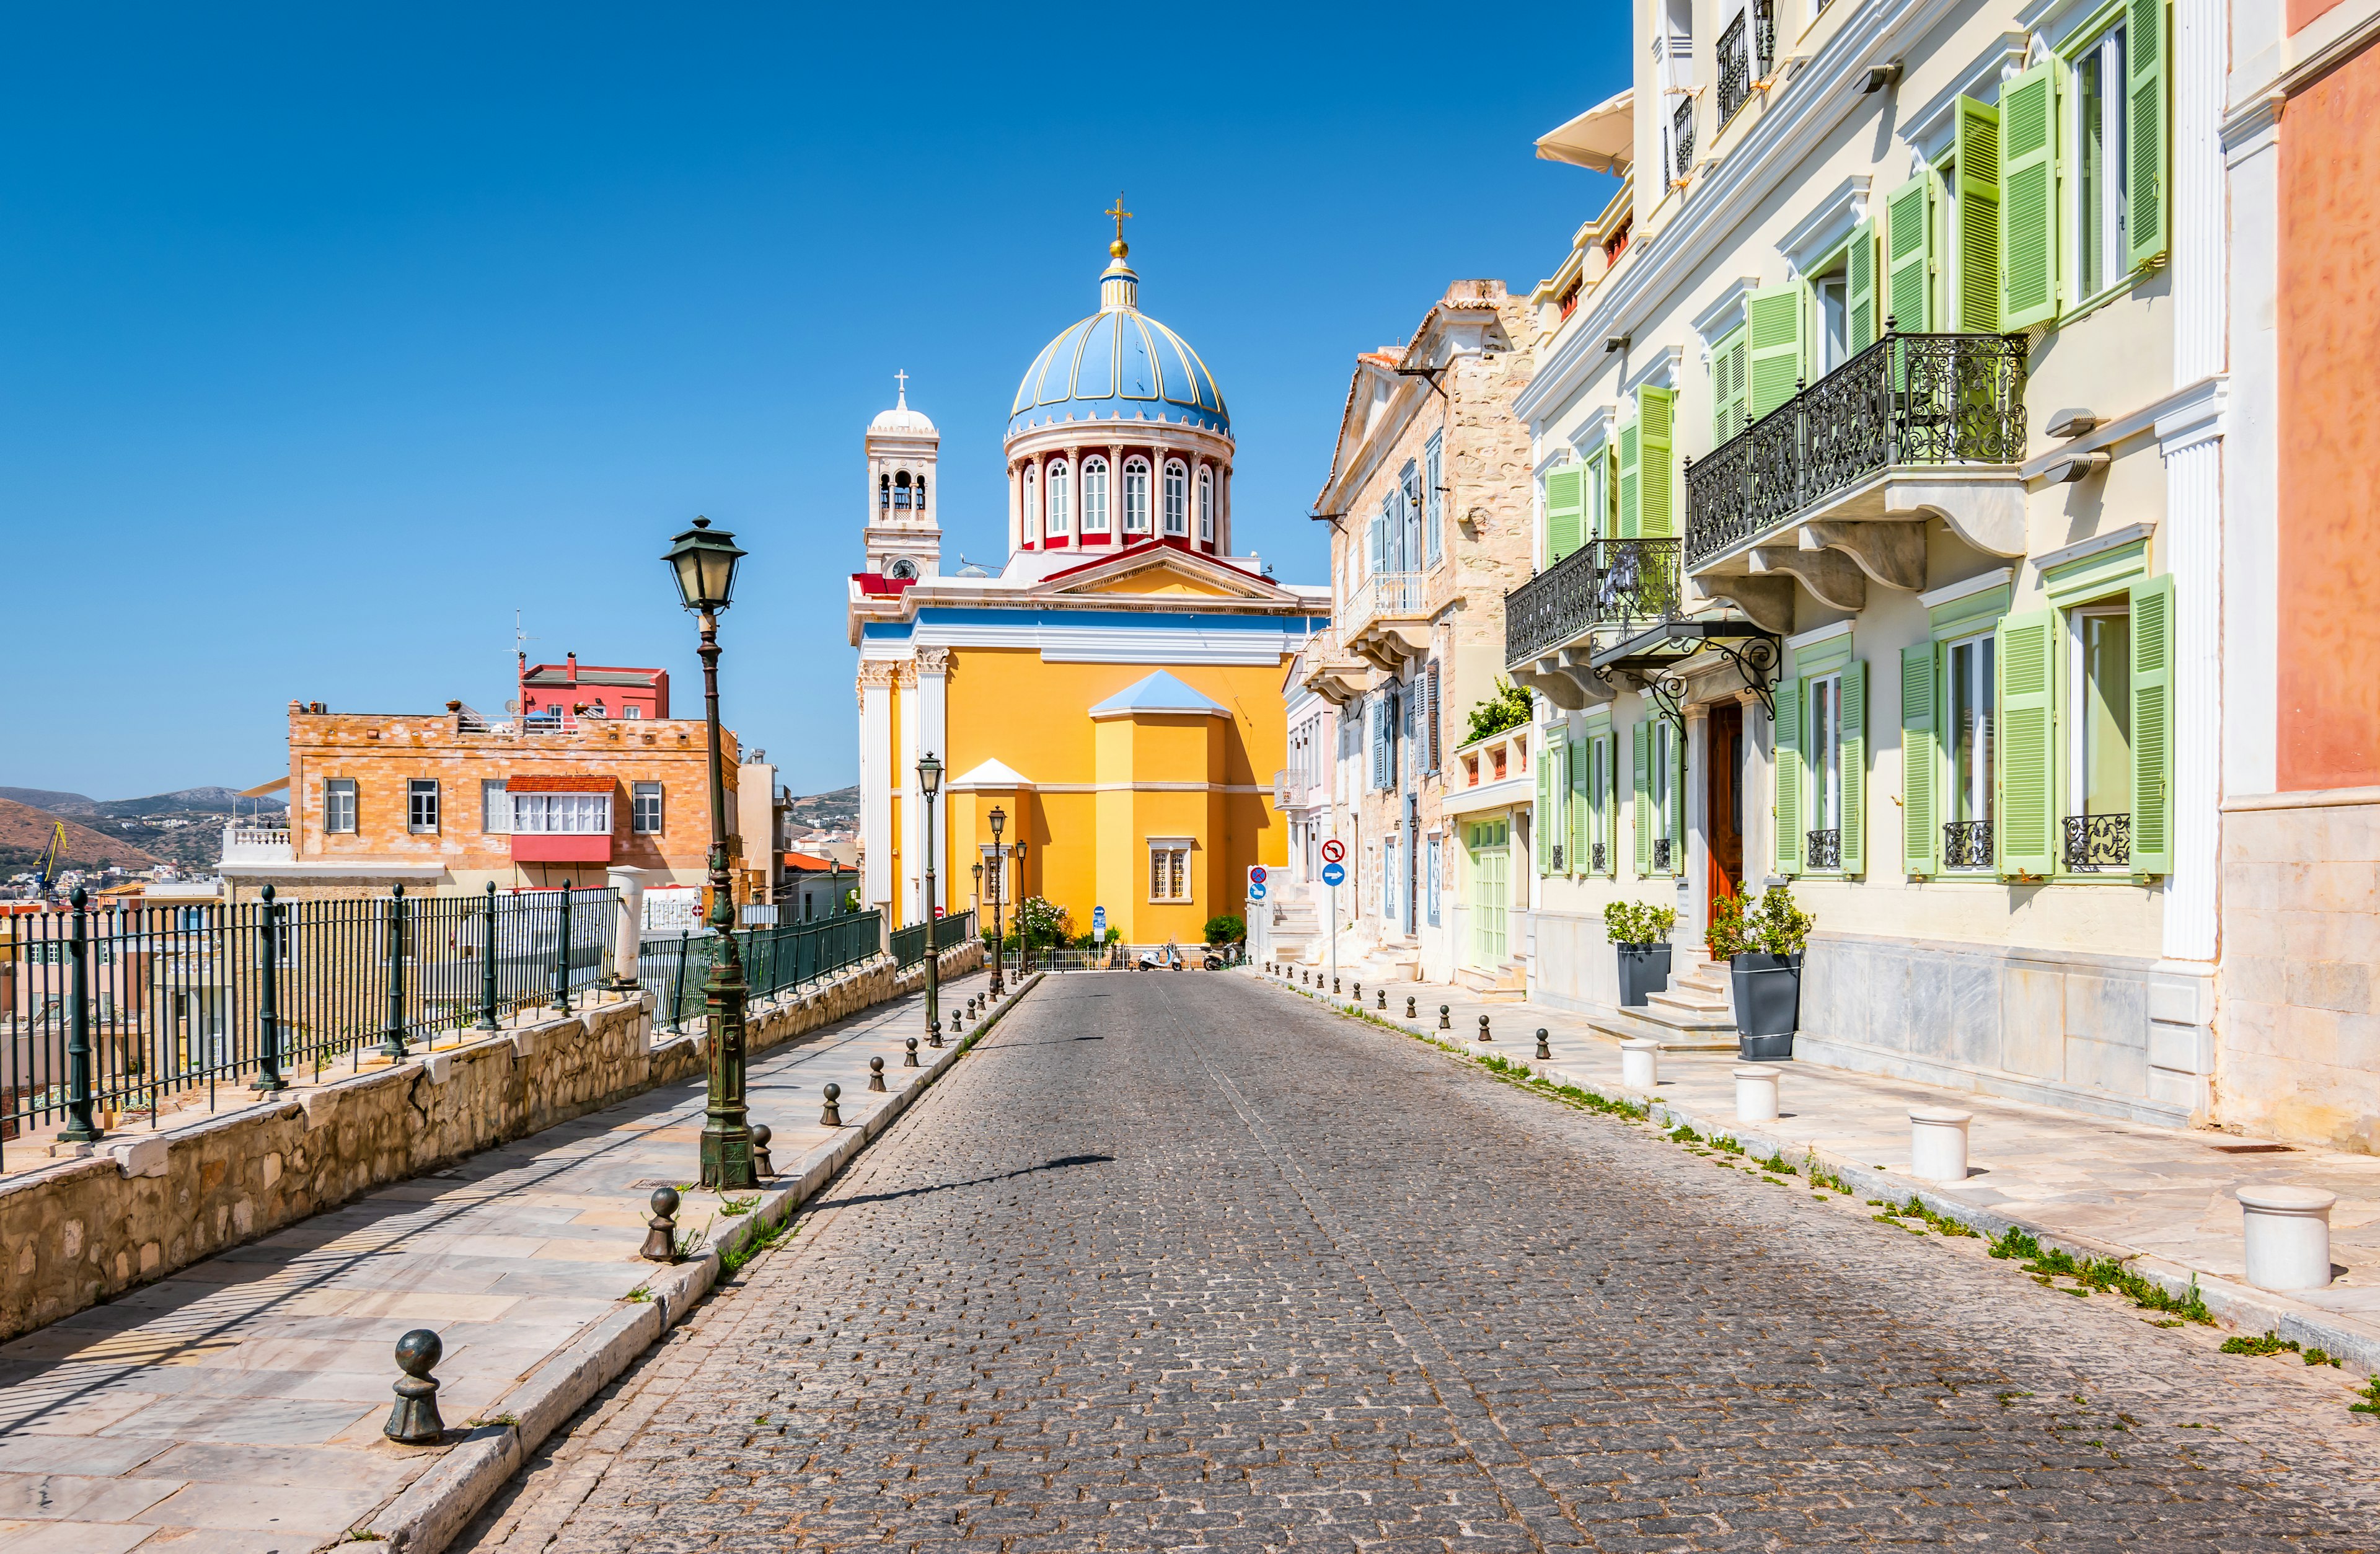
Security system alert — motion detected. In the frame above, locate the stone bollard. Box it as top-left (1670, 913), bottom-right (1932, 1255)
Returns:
top-left (640, 1186), bottom-right (681, 1262)
top-left (1536, 1028), bottom-right (1551, 1061)
top-left (2237, 1186), bottom-right (2338, 1291)
top-left (905, 1036), bottom-right (920, 1068)
top-left (821, 1082), bottom-right (844, 1128)
top-left (751, 1127), bottom-right (775, 1178)
top-left (1477, 1015), bottom-right (1492, 1044)
top-left (1620, 1040), bottom-right (1660, 1090)
top-left (869, 1056), bottom-right (888, 1092)
top-left (928, 1018), bottom-right (943, 1049)
top-left (1439, 1004), bottom-right (1451, 1031)
top-left (1406, 996), bottom-right (1416, 1020)
top-left (384, 1329), bottom-right (445, 1444)
top-left (1734, 1067), bottom-right (1780, 1123)
top-left (1908, 1108), bottom-right (1973, 1183)
top-left (1378, 990), bottom-right (1387, 1012)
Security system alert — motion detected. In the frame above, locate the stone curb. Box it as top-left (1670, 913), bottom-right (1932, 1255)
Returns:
top-left (359, 970), bottom-right (1047, 1554)
top-left (1244, 969), bottom-right (2380, 1378)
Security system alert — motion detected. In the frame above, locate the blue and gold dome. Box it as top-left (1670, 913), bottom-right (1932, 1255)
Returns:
top-left (1007, 247), bottom-right (1230, 439)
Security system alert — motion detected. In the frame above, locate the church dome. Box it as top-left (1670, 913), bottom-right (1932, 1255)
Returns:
top-left (870, 379), bottom-right (936, 435)
top-left (1007, 251), bottom-right (1230, 440)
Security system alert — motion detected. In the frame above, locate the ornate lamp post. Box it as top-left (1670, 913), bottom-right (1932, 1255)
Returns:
top-left (916, 752), bottom-right (942, 1041)
top-left (1013, 841), bottom-right (1030, 977)
top-left (663, 516), bottom-right (756, 1191)
top-left (971, 860), bottom-right (984, 919)
top-left (987, 805), bottom-right (1007, 999)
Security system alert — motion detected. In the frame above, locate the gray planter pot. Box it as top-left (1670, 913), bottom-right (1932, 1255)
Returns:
top-left (1615, 942), bottom-right (1673, 1008)
top-left (1729, 951), bottom-right (1803, 1059)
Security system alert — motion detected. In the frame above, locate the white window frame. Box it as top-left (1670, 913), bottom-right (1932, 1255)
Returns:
top-left (482, 779), bottom-right (511, 834)
top-left (1651, 721), bottom-right (1678, 849)
top-left (1423, 433), bottom-right (1443, 565)
top-left (2068, 601), bottom-right (2132, 825)
top-left (632, 781), bottom-right (664, 835)
top-left (1945, 631), bottom-right (1994, 866)
top-left (1807, 673), bottom-right (1843, 844)
top-left (407, 779), bottom-right (440, 835)
top-left (1162, 460), bottom-right (1188, 536)
top-left (1122, 456), bottom-right (1150, 533)
top-left (1023, 464), bottom-right (1039, 542)
top-left (2071, 22), bottom-right (2130, 304)
top-left (324, 777), bottom-right (357, 835)
top-left (1147, 837), bottom-right (1192, 903)
top-left (1197, 467), bottom-right (1214, 542)
top-left (510, 792), bottom-right (614, 835)
top-left (1082, 456), bottom-right (1110, 532)
top-left (1046, 460), bottom-right (1070, 534)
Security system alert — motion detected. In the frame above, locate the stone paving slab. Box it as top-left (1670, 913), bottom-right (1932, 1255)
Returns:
top-left (1255, 964), bottom-right (2380, 1361)
top-left (0, 966), bottom-right (1029, 1554)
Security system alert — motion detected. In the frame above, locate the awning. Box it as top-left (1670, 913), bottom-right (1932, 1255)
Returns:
top-left (1536, 90), bottom-right (1633, 174)
top-left (240, 776), bottom-right (290, 797)
top-left (506, 774), bottom-right (615, 793)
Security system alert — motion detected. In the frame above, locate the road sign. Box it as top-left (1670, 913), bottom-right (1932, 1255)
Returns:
top-left (1248, 865), bottom-right (1268, 886)
top-left (1092, 906), bottom-right (1106, 937)
top-left (1247, 883), bottom-right (1267, 902)
top-left (1320, 861), bottom-right (1346, 888)
top-left (1321, 838), bottom-right (1346, 865)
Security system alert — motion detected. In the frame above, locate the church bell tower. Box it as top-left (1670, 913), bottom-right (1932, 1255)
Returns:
top-left (863, 372), bottom-right (941, 580)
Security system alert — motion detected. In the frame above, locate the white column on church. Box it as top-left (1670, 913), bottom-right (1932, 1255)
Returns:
top-left (1007, 461), bottom-right (1021, 555)
top-left (1108, 443), bottom-right (1125, 544)
top-left (1066, 445), bottom-right (1083, 550)
top-left (858, 668), bottom-right (893, 912)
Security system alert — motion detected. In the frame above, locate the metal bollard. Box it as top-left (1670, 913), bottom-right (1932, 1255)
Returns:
top-left (1377, 989), bottom-right (1386, 1012)
top-left (928, 1018), bottom-right (943, 1049)
top-left (1478, 1015), bottom-right (1492, 1043)
top-left (1439, 1004), bottom-right (1450, 1031)
top-left (905, 1036), bottom-right (920, 1067)
top-left (869, 1056), bottom-right (888, 1092)
top-left (1333, 976), bottom-right (1341, 994)
top-left (751, 1127), bottom-right (775, 1178)
top-left (821, 1082), bottom-right (844, 1128)
top-left (640, 1186), bottom-right (681, 1262)
top-left (1536, 1028), bottom-right (1551, 1061)
top-left (1406, 996), bottom-right (1416, 1020)
top-left (384, 1329), bottom-right (445, 1444)
top-left (252, 883), bottom-right (287, 1093)
top-left (1352, 981), bottom-right (1362, 1004)
top-left (550, 878), bottom-right (574, 1014)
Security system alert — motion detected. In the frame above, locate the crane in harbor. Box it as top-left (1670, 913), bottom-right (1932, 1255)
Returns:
top-left (30, 821), bottom-right (67, 900)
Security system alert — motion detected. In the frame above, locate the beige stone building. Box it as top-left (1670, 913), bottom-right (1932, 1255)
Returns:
top-left (1298, 280), bottom-right (1535, 987)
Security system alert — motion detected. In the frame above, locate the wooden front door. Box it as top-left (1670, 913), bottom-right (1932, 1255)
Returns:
top-left (1706, 702), bottom-right (1745, 917)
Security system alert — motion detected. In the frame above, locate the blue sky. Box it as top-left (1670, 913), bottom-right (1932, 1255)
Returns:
top-left (4, 3), bottom-right (1624, 800)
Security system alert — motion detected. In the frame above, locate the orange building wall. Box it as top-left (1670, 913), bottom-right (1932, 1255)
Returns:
top-left (2291, 0), bottom-right (2348, 28)
top-left (2277, 46), bottom-right (2380, 790)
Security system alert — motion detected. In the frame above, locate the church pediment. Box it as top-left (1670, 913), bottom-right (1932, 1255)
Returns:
top-left (1034, 540), bottom-right (1294, 603)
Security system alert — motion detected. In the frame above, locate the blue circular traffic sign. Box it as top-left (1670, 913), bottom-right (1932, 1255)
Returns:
top-left (1247, 882), bottom-right (1267, 901)
top-left (1320, 861), bottom-right (1346, 888)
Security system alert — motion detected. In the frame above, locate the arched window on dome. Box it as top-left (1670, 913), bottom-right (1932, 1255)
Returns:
top-left (1022, 465), bottom-right (1039, 543)
top-left (1082, 456), bottom-right (1110, 533)
top-left (879, 474), bottom-right (891, 511)
top-left (1197, 467), bottom-right (1215, 544)
top-left (1122, 457), bottom-right (1151, 534)
top-left (1162, 461), bottom-right (1188, 537)
top-left (914, 474), bottom-right (927, 511)
top-left (893, 470), bottom-right (914, 510)
top-left (1046, 461), bottom-right (1070, 535)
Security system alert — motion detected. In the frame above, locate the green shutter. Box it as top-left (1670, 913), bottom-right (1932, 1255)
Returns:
top-left (1997, 609), bottom-right (2058, 875)
top-left (1745, 282), bottom-right (1803, 421)
top-left (1885, 173), bottom-right (1934, 333)
top-left (1953, 97), bottom-right (2003, 332)
top-left (1569, 733), bottom-right (1590, 875)
top-left (1901, 643), bottom-right (1939, 878)
top-left (1999, 63), bottom-right (2060, 330)
top-left (1545, 464), bottom-right (1586, 563)
top-left (2130, 573), bottom-right (2174, 874)
top-left (1665, 724), bottom-right (1685, 876)
top-left (1839, 660), bottom-right (1867, 876)
top-left (1631, 720), bottom-right (1652, 876)
top-left (1617, 416), bottom-right (1641, 538)
top-left (1637, 386), bottom-right (1675, 537)
top-left (1600, 733), bottom-right (1619, 875)
top-left (1712, 324), bottom-right (1748, 441)
top-left (1846, 216), bottom-right (1879, 352)
top-left (1535, 735), bottom-right (1552, 875)
top-left (2127, 0), bottom-right (2170, 272)
top-left (1773, 679), bottom-right (1802, 875)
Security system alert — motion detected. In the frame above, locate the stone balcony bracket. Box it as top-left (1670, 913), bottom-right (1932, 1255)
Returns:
top-left (1514, 645), bottom-right (1615, 711)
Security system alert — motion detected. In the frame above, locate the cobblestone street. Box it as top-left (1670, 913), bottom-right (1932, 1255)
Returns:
top-left (464, 973), bottom-right (2380, 1552)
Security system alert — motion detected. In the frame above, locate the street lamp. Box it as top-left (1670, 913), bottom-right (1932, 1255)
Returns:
top-left (1013, 842), bottom-right (1030, 977)
top-left (987, 805), bottom-right (1007, 999)
top-left (971, 859), bottom-right (983, 917)
top-left (916, 752), bottom-right (942, 1042)
top-left (662, 515), bottom-right (755, 1191)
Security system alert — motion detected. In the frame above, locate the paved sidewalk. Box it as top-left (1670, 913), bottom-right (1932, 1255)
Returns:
top-left (0, 966), bottom-right (1015, 1554)
top-left (1254, 965), bottom-right (2380, 1356)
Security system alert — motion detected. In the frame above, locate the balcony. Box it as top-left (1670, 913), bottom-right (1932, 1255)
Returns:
top-left (1672, 97), bottom-right (1695, 183)
top-left (1342, 571), bottom-right (1432, 671)
top-left (218, 826), bottom-right (293, 866)
top-left (1685, 330), bottom-right (2027, 632)
top-left (1503, 539), bottom-right (1681, 708)
top-left (1296, 624), bottom-right (1372, 706)
top-left (1716, 1), bottom-right (1774, 126)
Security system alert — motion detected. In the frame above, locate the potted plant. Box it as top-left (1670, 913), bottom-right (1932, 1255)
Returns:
top-left (1602, 899), bottom-right (1678, 1008)
top-left (1711, 885), bottom-right (1814, 1060)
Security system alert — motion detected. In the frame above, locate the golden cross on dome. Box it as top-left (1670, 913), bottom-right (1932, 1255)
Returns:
top-left (1105, 192), bottom-right (1133, 257)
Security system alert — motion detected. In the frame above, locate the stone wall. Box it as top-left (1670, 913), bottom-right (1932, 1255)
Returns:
top-left (0, 940), bottom-right (980, 1342)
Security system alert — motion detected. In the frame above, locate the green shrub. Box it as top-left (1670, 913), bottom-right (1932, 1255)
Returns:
top-left (1602, 899), bottom-right (1678, 947)
top-left (1463, 679), bottom-right (1534, 743)
top-left (1202, 914), bottom-right (1245, 945)
top-left (1706, 885), bottom-right (1815, 958)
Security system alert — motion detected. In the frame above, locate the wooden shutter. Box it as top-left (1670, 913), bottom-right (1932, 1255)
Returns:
top-left (1846, 216), bottom-right (1879, 351)
top-left (1631, 721), bottom-right (1652, 876)
top-left (1370, 697), bottom-right (1387, 792)
top-left (1999, 63), bottom-right (2060, 330)
top-left (1664, 724), bottom-right (1685, 875)
top-left (1885, 173), bottom-right (1934, 333)
top-left (1952, 97), bottom-right (2003, 332)
top-left (1535, 735), bottom-right (1553, 873)
top-left (1839, 659), bottom-right (1867, 876)
top-left (1426, 661), bottom-right (1442, 771)
top-left (1602, 442), bottom-right (1621, 539)
top-left (1545, 465), bottom-right (1586, 563)
top-left (1901, 643), bottom-right (1939, 878)
top-left (2127, 0), bottom-right (2170, 272)
top-left (1569, 733), bottom-right (1590, 875)
top-left (2130, 573), bottom-right (2174, 874)
top-left (1773, 679), bottom-right (1802, 875)
top-left (1745, 282), bottom-right (1803, 422)
top-left (1712, 325), bottom-right (1748, 441)
top-left (1996, 610), bottom-right (2058, 875)
top-left (1637, 386), bottom-right (1676, 537)
top-left (1617, 415), bottom-right (1641, 537)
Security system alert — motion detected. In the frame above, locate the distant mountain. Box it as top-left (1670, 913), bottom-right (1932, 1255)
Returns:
top-left (0, 785), bottom-right (285, 819)
top-left (0, 796), bottom-right (161, 875)
top-left (0, 786), bottom-right (98, 815)
top-left (784, 784), bottom-right (859, 832)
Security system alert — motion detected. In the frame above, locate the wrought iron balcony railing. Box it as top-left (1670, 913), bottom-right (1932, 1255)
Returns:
top-left (1504, 537), bottom-right (1682, 668)
top-left (1672, 97), bottom-right (1696, 182)
top-left (1590, 842), bottom-right (1608, 874)
top-left (2063, 813), bottom-right (2130, 872)
top-left (1684, 330), bottom-right (2027, 567)
top-left (1717, 1), bottom-right (1776, 125)
top-left (1806, 828), bottom-right (1842, 870)
top-left (1652, 837), bottom-right (1674, 872)
top-left (1942, 820), bottom-right (1993, 871)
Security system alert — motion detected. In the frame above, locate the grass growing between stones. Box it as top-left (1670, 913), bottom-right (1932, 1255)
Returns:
top-left (1988, 1227), bottom-right (2215, 1324)
top-left (2220, 1330), bottom-right (2344, 1367)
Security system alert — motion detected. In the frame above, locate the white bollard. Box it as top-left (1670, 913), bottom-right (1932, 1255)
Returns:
top-left (1908, 1107), bottom-right (1973, 1183)
top-left (2237, 1186), bottom-right (2338, 1291)
top-left (1734, 1066), bottom-right (1779, 1123)
top-left (1620, 1039), bottom-right (1660, 1091)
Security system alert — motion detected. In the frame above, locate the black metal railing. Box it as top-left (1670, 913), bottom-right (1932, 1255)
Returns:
top-left (3, 886), bottom-right (615, 1165)
top-left (1943, 821), bottom-right (1993, 870)
top-left (2063, 814), bottom-right (2131, 872)
top-left (1717, 12), bottom-right (1751, 123)
top-left (637, 907), bottom-right (891, 1035)
top-left (1552, 845), bottom-right (1565, 873)
top-left (1504, 538), bottom-right (1682, 667)
top-left (1672, 97), bottom-right (1696, 181)
top-left (1754, 0), bottom-right (1775, 90)
top-left (1652, 837), bottom-right (1674, 872)
top-left (1590, 842), bottom-right (1608, 874)
top-left (1685, 330), bottom-right (2028, 566)
top-left (1807, 829), bottom-right (1842, 870)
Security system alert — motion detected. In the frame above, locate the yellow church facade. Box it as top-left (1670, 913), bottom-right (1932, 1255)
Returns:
top-left (847, 233), bottom-right (1328, 946)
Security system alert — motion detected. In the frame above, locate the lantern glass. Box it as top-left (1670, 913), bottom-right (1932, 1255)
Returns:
top-left (915, 752), bottom-right (942, 797)
top-left (988, 806), bottom-right (1005, 842)
top-left (661, 517), bottom-right (746, 613)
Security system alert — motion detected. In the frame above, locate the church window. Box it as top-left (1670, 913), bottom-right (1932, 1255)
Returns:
top-left (893, 470), bottom-right (914, 510)
top-left (1197, 467), bottom-right (1215, 543)
top-left (1047, 461), bottom-right (1070, 534)
top-left (1022, 465), bottom-right (1039, 541)
top-left (1122, 457), bottom-right (1150, 533)
top-left (878, 474), bottom-right (891, 511)
top-left (914, 474), bottom-right (927, 509)
top-left (1148, 839), bottom-right (1192, 903)
top-left (1083, 456), bottom-right (1110, 532)
top-left (1162, 461), bottom-right (1187, 536)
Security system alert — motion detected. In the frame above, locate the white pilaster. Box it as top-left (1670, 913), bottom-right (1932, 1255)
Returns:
top-left (898, 663), bottom-right (920, 921)
top-left (858, 672), bottom-right (893, 911)
top-left (1683, 703), bottom-right (1710, 950)
top-left (2221, 94), bottom-right (2283, 799)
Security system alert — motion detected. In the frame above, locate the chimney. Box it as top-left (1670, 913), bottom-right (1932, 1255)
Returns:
top-left (566, 651), bottom-right (578, 685)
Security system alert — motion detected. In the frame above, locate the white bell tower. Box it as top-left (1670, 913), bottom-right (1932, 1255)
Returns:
top-left (863, 371), bottom-right (941, 580)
